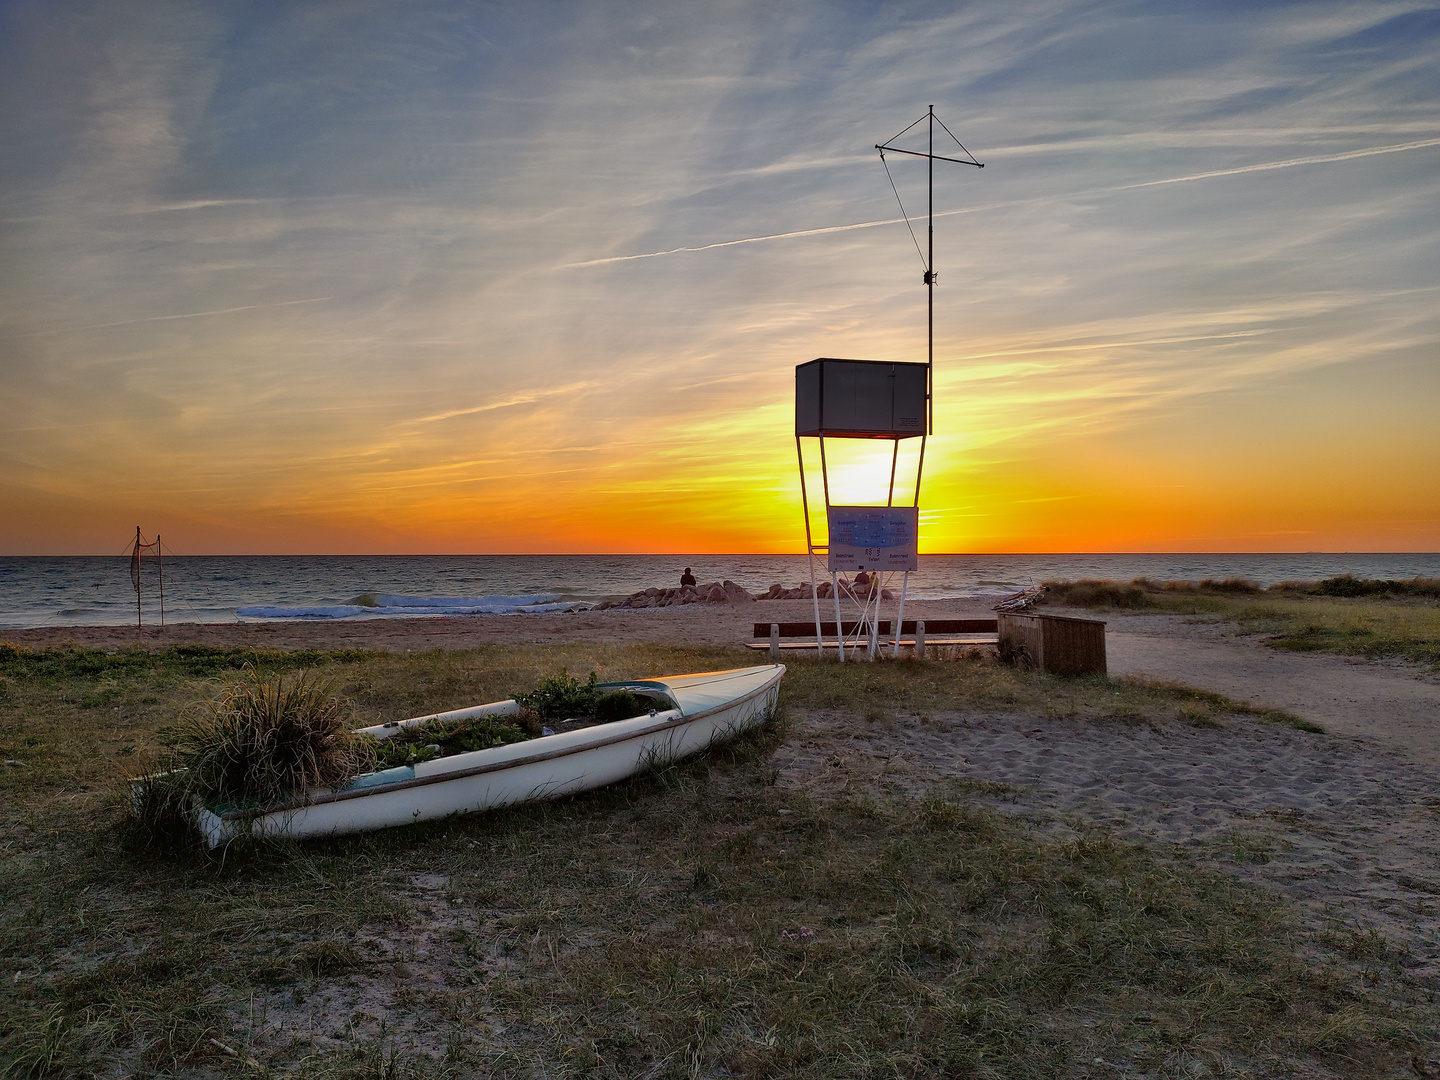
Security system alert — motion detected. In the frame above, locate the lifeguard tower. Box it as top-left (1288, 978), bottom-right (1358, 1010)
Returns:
top-left (795, 108), bottom-right (982, 660)
top-left (795, 358), bottom-right (928, 660)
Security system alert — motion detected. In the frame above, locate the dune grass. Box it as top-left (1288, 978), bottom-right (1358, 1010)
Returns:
top-left (1041, 579), bottom-right (1440, 668)
top-left (0, 642), bottom-right (1428, 1076)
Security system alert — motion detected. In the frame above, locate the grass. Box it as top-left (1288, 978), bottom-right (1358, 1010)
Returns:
top-left (0, 642), bottom-right (1429, 1076)
top-left (1041, 578), bottom-right (1440, 668)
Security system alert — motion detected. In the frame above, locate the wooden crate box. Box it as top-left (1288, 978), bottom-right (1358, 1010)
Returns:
top-left (997, 612), bottom-right (1106, 676)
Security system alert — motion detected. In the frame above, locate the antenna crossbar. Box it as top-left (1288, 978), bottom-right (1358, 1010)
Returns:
top-left (873, 145), bottom-right (984, 167)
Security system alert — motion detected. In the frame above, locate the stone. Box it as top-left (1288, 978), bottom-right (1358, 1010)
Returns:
top-left (722, 580), bottom-right (754, 603)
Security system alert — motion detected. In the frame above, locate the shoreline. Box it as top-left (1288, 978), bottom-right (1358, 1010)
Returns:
top-left (0, 598), bottom-right (999, 653)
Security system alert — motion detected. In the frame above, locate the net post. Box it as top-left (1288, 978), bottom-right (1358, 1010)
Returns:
top-left (157, 534), bottom-right (164, 628)
top-left (134, 526), bottom-right (142, 629)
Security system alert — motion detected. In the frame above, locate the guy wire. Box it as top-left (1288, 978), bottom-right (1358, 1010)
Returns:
top-left (879, 150), bottom-right (928, 270)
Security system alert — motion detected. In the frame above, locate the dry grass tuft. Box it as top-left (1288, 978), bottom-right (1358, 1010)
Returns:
top-left (120, 666), bottom-right (378, 856)
top-left (1040, 579), bottom-right (1152, 608)
top-left (173, 665), bottom-right (373, 809)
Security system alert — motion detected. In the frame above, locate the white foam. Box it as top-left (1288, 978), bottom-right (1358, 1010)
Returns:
top-left (236, 605), bottom-right (373, 620)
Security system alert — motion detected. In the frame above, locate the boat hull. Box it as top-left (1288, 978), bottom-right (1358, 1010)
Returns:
top-left (194, 664), bottom-right (783, 847)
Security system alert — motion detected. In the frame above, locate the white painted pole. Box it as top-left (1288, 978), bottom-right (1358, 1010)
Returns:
top-left (832, 571), bottom-right (845, 662)
top-left (892, 571), bottom-right (909, 658)
top-left (809, 554), bottom-right (823, 660)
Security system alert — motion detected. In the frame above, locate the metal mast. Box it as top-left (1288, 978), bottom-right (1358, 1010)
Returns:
top-left (876, 108), bottom-right (983, 436)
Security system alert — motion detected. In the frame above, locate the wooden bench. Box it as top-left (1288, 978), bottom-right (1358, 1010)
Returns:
top-left (746, 618), bottom-right (999, 657)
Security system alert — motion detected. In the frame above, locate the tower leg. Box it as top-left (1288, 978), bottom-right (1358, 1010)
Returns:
top-left (808, 548), bottom-right (824, 659)
top-left (892, 572), bottom-right (910, 658)
top-left (832, 571), bottom-right (845, 662)
top-left (798, 435), bottom-right (824, 660)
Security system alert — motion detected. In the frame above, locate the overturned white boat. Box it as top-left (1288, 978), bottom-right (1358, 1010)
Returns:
top-left (193, 664), bottom-right (785, 848)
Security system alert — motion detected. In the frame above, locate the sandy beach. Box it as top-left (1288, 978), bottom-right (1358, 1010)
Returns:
top-left (7, 598), bottom-right (1440, 1068)
top-left (7, 601), bottom-right (1440, 977)
top-left (0, 597), bottom-right (996, 653)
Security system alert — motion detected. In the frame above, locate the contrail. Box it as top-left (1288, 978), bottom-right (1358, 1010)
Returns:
top-left (564, 218), bottom-right (910, 268)
top-left (961, 328), bottom-right (1274, 362)
top-left (413, 380), bottom-right (593, 423)
top-left (26, 296), bottom-right (333, 336)
top-left (566, 136), bottom-right (1440, 268)
top-left (1114, 136), bottom-right (1440, 191)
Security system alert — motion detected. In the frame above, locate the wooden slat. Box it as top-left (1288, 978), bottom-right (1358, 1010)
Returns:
top-left (745, 635), bottom-right (998, 651)
top-left (753, 618), bottom-right (997, 638)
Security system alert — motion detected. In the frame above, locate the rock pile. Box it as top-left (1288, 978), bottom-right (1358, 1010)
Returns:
top-left (593, 579), bottom-right (899, 610)
top-left (593, 580), bottom-right (754, 610)
top-left (757, 582), bottom-right (897, 601)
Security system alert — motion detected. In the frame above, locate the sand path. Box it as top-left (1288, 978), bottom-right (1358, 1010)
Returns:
top-left (1100, 611), bottom-right (1440, 770)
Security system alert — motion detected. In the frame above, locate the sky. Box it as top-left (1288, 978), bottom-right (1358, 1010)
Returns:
top-left (1, 0), bottom-right (1438, 556)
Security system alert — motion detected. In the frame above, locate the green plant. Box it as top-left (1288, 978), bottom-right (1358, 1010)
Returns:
top-left (365, 737), bottom-right (440, 770)
top-left (594, 689), bottom-right (654, 723)
top-left (514, 670), bottom-right (599, 720)
top-left (365, 714), bottom-right (534, 770)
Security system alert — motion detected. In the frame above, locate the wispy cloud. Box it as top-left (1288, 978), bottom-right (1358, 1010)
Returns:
top-left (23, 297), bottom-right (333, 337)
top-left (2, 0), bottom-right (1437, 553)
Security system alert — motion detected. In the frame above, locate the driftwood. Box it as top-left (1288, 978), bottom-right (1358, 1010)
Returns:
top-left (993, 586), bottom-right (1047, 613)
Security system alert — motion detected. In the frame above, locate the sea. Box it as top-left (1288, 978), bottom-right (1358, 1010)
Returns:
top-left (1, 553), bottom-right (1438, 630)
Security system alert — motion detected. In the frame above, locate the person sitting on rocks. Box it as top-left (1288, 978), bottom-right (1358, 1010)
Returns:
top-left (680, 567), bottom-right (697, 587)
top-left (853, 570), bottom-right (871, 594)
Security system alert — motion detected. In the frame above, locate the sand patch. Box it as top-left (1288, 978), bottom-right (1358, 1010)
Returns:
top-left (775, 704), bottom-right (1440, 984)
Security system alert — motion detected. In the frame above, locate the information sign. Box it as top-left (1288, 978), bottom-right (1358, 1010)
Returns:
top-left (826, 506), bottom-right (919, 572)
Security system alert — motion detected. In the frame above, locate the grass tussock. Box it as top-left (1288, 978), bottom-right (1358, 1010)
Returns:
top-left (121, 666), bottom-right (378, 854)
top-left (1268, 574), bottom-right (1440, 599)
top-left (175, 666), bottom-right (372, 808)
top-left (0, 643), bottom-right (1431, 1075)
top-left (1040, 579), bottom-right (1153, 608)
